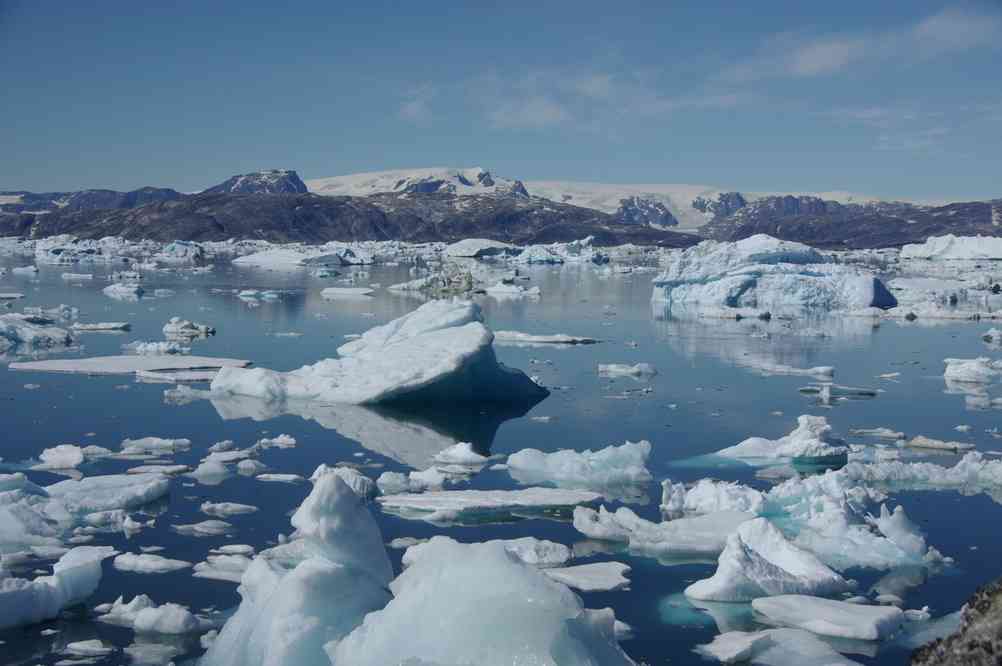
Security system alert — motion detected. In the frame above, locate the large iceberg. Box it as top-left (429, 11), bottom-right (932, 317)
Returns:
top-left (210, 299), bottom-right (547, 405)
top-left (900, 234), bottom-right (1002, 260)
top-left (330, 536), bottom-right (635, 665)
top-left (751, 595), bottom-right (904, 640)
top-left (651, 235), bottom-right (896, 317)
top-left (0, 313), bottom-right (75, 355)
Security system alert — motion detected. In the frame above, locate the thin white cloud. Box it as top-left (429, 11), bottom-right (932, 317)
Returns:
top-left (398, 84), bottom-right (437, 124)
top-left (876, 126), bottom-right (951, 151)
top-left (487, 95), bottom-right (570, 129)
top-left (723, 6), bottom-right (1001, 82)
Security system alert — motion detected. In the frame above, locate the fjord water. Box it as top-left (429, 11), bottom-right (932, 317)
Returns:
top-left (2, 258), bottom-right (1000, 665)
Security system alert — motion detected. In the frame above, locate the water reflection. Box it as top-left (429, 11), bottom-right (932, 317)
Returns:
top-left (169, 389), bottom-right (534, 469)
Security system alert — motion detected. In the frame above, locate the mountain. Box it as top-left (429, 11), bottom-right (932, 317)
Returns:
top-left (202, 169), bottom-right (307, 194)
top-left (0, 187), bottom-right (182, 214)
top-left (2, 191), bottom-right (698, 247)
top-left (698, 192), bottom-right (1002, 249)
top-left (306, 167), bottom-right (529, 199)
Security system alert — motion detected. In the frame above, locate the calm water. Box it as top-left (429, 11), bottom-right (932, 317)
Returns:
top-left (2, 258), bottom-right (1000, 665)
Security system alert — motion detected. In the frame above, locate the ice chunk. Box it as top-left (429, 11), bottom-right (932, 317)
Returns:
top-left (103, 282), bottom-right (144, 301)
top-left (321, 286), bottom-right (375, 298)
top-left (444, 238), bottom-right (517, 258)
top-left (715, 415), bottom-right (849, 465)
top-left (507, 440), bottom-right (652, 500)
top-left (900, 234), bottom-right (1002, 260)
top-left (71, 321), bottom-right (130, 332)
top-left (113, 552), bottom-right (192, 574)
top-left (330, 536), bottom-right (635, 665)
top-left (0, 546), bottom-right (116, 629)
top-left (378, 487), bottom-right (601, 524)
top-left (543, 561), bottom-right (631, 592)
top-left (0, 313), bottom-right (74, 355)
top-left (210, 300), bottom-right (547, 405)
top-left (663, 478), bottom-right (767, 516)
top-left (752, 595), bottom-right (904, 640)
top-left (172, 520), bottom-right (233, 537)
top-left (162, 317), bottom-right (215, 338)
top-left (685, 518), bottom-right (853, 602)
top-left (944, 357), bottom-right (1002, 383)
top-left (696, 628), bottom-right (862, 665)
top-left (433, 441), bottom-right (490, 465)
top-left (598, 363), bottom-right (657, 378)
top-left (494, 330), bottom-right (601, 346)
top-left (906, 435), bottom-right (974, 452)
top-left (841, 452), bottom-right (1002, 498)
top-left (35, 444), bottom-right (86, 470)
top-left (64, 639), bottom-right (116, 656)
top-left (574, 506), bottom-right (753, 559)
top-left (201, 501), bottom-right (259, 517)
top-left (9, 355), bottom-right (249, 375)
top-left (98, 594), bottom-right (213, 634)
top-left (309, 465), bottom-right (376, 500)
top-left (201, 474), bottom-right (392, 666)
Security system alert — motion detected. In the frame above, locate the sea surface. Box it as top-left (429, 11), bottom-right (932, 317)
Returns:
top-left (2, 257), bottom-right (1000, 665)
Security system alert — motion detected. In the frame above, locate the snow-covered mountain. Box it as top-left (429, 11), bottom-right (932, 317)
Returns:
top-left (305, 167), bottom-right (885, 230)
top-left (306, 167), bottom-right (529, 199)
top-left (203, 169), bottom-right (307, 195)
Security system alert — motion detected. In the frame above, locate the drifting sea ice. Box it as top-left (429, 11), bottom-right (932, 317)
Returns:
top-left (506, 440), bottom-right (653, 500)
top-left (684, 518), bottom-right (853, 602)
top-left (96, 594), bottom-right (214, 634)
top-left (660, 478), bottom-right (766, 516)
top-left (695, 628), bottom-right (862, 665)
top-left (573, 506), bottom-right (754, 559)
top-left (598, 363), bottom-right (658, 378)
top-left (0, 546), bottom-right (116, 629)
top-left (493, 330), bottom-right (601, 346)
top-left (401, 536), bottom-right (571, 569)
top-left (113, 552), bottom-right (192, 574)
top-left (0, 313), bottom-right (75, 355)
top-left (329, 536), bottom-right (635, 666)
top-left (210, 299), bottom-right (546, 405)
top-left (714, 415), bottom-right (849, 465)
top-left (751, 595), bottom-right (905, 641)
top-left (163, 317), bottom-right (215, 338)
top-left (943, 357), bottom-right (1002, 383)
top-left (103, 282), bottom-right (145, 301)
top-left (542, 561), bottom-right (632, 592)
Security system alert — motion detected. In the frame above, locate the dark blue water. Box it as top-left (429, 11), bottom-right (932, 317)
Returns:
top-left (2, 258), bottom-right (1000, 665)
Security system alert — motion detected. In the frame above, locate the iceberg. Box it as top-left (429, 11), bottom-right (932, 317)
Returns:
top-left (542, 561), bottom-right (632, 592)
top-left (573, 506), bottom-right (753, 560)
top-left (97, 594), bottom-right (214, 634)
top-left (200, 474), bottom-right (392, 666)
top-left (715, 415), bottom-right (849, 465)
top-left (662, 478), bottom-right (766, 516)
top-left (652, 235), bottom-right (896, 317)
top-left (506, 440), bottom-right (652, 501)
top-left (103, 282), bottom-right (145, 301)
top-left (330, 536), bottom-right (635, 665)
top-left (598, 363), bottom-right (658, 378)
top-left (696, 628), bottom-right (861, 665)
top-left (752, 595), bottom-right (904, 640)
top-left (943, 357), bottom-right (1002, 383)
top-left (443, 238), bottom-right (517, 258)
top-left (113, 552), bottom-right (192, 574)
top-left (684, 518), bottom-right (852, 602)
top-left (163, 317), bottom-right (215, 338)
top-left (900, 234), bottom-right (1002, 260)
top-left (0, 546), bottom-right (116, 629)
top-left (0, 313), bottom-right (75, 355)
top-left (493, 330), bottom-right (602, 346)
top-left (210, 300), bottom-right (547, 406)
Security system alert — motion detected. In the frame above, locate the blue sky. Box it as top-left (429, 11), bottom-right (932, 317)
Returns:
top-left (2, 0), bottom-right (1000, 200)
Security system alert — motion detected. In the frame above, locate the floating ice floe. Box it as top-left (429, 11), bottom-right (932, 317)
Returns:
top-left (493, 330), bottom-right (601, 346)
top-left (401, 535), bottom-right (571, 569)
top-left (506, 440), bottom-right (652, 501)
top-left (841, 453), bottom-right (1002, 500)
top-left (0, 313), bottom-right (75, 355)
top-left (905, 435), bottom-right (974, 452)
top-left (713, 415), bottom-right (849, 466)
top-left (542, 561), bottom-right (632, 592)
top-left (163, 317), bottom-right (215, 338)
top-left (96, 594), bottom-right (215, 634)
top-left (752, 595), bottom-right (904, 641)
top-left (232, 245), bottom-right (373, 270)
top-left (598, 363), bottom-right (658, 378)
top-left (684, 518), bottom-right (853, 602)
top-left (103, 282), bottom-right (145, 301)
top-left (652, 235), bottom-right (896, 318)
top-left (113, 552), bottom-right (193, 574)
top-left (71, 321), bottom-right (131, 332)
top-left (321, 286), bottom-right (375, 299)
top-left (9, 354), bottom-right (249, 375)
top-left (172, 520), bottom-right (233, 537)
top-left (60, 272), bottom-right (93, 281)
top-left (201, 501), bottom-right (259, 517)
top-left (0, 546), bottom-right (116, 629)
top-left (660, 478), bottom-right (766, 516)
top-left (210, 299), bottom-right (546, 406)
top-left (123, 340), bottom-right (191, 355)
top-left (573, 506), bottom-right (754, 559)
top-left (0, 292), bottom-right (25, 300)
top-left (943, 357), bottom-right (1002, 383)
top-left (696, 628), bottom-right (861, 665)
top-left (310, 465), bottom-right (376, 500)
top-left (330, 536), bottom-right (634, 666)
top-left (377, 487), bottom-right (601, 524)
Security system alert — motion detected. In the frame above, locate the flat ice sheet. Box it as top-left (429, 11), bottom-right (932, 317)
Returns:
top-left (9, 355), bottom-right (251, 374)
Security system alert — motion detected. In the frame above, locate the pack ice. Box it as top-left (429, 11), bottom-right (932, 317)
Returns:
top-left (210, 299), bottom-right (547, 405)
top-left (651, 235), bottom-right (896, 317)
